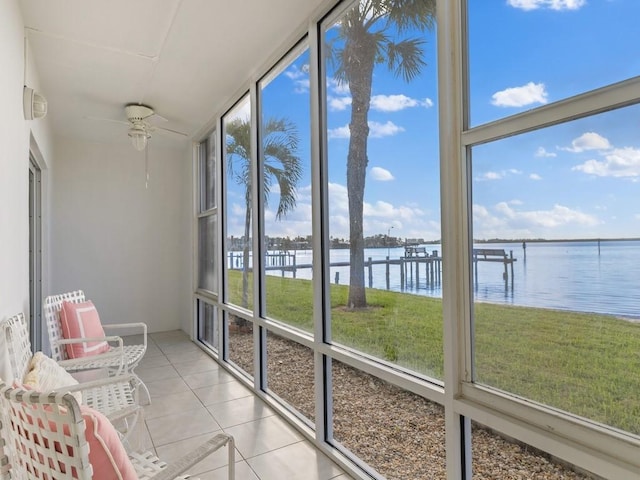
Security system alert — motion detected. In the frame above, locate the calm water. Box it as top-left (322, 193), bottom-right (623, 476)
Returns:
top-left (264, 240), bottom-right (640, 319)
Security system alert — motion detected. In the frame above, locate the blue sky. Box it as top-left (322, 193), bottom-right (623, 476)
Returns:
top-left (226, 0), bottom-right (640, 243)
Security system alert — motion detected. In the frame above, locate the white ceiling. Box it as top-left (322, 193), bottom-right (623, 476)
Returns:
top-left (20, 0), bottom-right (327, 149)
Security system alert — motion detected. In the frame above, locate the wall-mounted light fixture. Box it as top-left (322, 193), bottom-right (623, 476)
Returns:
top-left (23, 86), bottom-right (47, 120)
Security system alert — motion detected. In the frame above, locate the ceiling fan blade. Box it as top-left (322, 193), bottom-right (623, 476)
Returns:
top-left (84, 115), bottom-right (130, 127)
top-left (156, 125), bottom-right (188, 137)
top-left (149, 112), bottom-right (169, 123)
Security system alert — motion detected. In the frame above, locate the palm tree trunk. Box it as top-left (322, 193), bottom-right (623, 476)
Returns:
top-left (346, 50), bottom-right (375, 309)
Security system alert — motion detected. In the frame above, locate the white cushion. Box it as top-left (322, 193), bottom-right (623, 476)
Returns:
top-left (23, 352), bottom-right (83, 404)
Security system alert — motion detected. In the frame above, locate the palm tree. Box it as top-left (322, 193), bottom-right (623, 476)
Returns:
top-left (329, 0), bottom-right (436, 309)
top-left (226, 117), bottom-right (302, 309)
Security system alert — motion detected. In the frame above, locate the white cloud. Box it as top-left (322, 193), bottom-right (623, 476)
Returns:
top-left (495, 202), bottom-right (598, 228)
top-left (327, 182), bottom-right (439, 239)
top-left (329, 121), bottom-right (405, 140)
top-left (327, 77), bottom-right (350, 95)
top-left (535, 146), bottom-right (557, 158)
top-left (369, 121), bottom-right (404, 138)
top-left (572, 147), bottom-right (640, 178)
top-left (507, 0), bottom-right (586, 10)
top-left (370, 94), bottom-right (434, 112)
top-left (477, 169), bottom-right (521, 181)
top-left (529, 173), bottom-right (542, 180)
top-left (328, 96), bottom-right (352, 111)
top-left (562, 132), bottom-right (612, 153)
top-left (491, 82), bottom-right (548, 107)
top-left (284, 64), bottom-right (310, 93)
top-left (473, 201), bottom-right (600, 239)
top-left (328, 125), bottom-right (351, 139)
top-left (483, 171), bottom-right (504, 180)
top-left (369, 167), bottom-right (394, 181)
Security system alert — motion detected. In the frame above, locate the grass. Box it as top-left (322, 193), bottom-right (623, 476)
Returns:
top-left (228, 270), bottom-right (640, 435)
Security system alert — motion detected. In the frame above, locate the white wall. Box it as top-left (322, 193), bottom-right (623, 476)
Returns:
top-left (51, 139), bottom-right (192, 334)
top-left (0, 0), bottom-right (54, 380)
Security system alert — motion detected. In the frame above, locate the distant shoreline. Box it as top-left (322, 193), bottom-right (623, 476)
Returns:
top-left (473, 237), bottom-right (640, 244)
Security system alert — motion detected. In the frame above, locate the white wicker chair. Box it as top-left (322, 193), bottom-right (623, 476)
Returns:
top-left (0, 382), bottom-right (235, 480)
top-left (2, 312), bottom-right (143, 443)
top-left (44, 290), bottom-right (150, 402)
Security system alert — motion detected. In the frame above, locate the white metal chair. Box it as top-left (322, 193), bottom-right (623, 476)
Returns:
top-left (43, 290), bottom-right (150, 402)
top-left (2, 312), bottom-right (143, 444)
top-left (0, 382), bottom-right (235, 480)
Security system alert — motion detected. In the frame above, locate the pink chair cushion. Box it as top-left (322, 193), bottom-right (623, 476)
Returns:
top-left (36, 405), bottom-right (137, 479)
top-left (81, 405), bottom-right (137, 480)
top-left (59, 300), bottom-right (110, 358)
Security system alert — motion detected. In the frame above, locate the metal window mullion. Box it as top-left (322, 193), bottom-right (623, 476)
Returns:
top-left (249, 83), bottom-right (264, 392)
top-left (310, 17), bottom-right (332, 445)
top-left (191, 142), bottom-right (202, 341)
top-left (438, 0), bottom-right (472, 478)
top-left (463, 76), bottom-right (640, 147)
top-left (218, 117), bottom-right (229, 360)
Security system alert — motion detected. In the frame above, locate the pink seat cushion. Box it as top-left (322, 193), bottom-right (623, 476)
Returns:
top-left (38, 405), bottom-right (137, 479)
top-left (82, 405), bottom-right (138, 479)
top-left (59, 300), bottom-right (110, 358)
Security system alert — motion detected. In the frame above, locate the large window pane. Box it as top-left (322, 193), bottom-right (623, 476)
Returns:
top-left (472, 104), bottom-right (640, 436)
top-left (323, 0), bottom-right (442, 378)
top-left (197, 300), bottom-right (219, 353)
top-left (223, 96), bottom-right (254, 311)
top-left (200, 131), bottom-right (216, 212)
top-left (471, 421), bottom-right (589, 479)
top-left (332, 359), bottom-right (446, 479)
top-left (259, 45), bottom-right (313, 333)
top-left (265, 331), bottom-right (314, 423)
top-left (468, 1), bottom-right (640, 126)
top-left (227, 312), bottom-right (254, 378)
top-left (197, 215), bottom-right (216, 292)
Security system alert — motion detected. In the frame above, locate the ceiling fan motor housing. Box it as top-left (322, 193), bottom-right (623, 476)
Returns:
top-left (125, 104), bottom-right (155, 123)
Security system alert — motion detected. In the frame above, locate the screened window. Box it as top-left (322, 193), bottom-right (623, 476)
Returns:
top-left (259, 43), bottom-right (313, 333)
top-left (468, 0), bottom-right (640, 126)
top-left (471, 104), bottom-right (640, 436)
top-left (323, 0), bottom-right (442, 379)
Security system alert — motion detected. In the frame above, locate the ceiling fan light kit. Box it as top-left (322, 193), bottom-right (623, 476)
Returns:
top-left (128, 125), bottom-right (151, 151)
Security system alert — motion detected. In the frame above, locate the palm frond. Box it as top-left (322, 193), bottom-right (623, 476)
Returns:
top-left (384, 38), bottom-right (427, 82)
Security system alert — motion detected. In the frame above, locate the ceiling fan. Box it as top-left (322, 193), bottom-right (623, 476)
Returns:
top-left (88, 103), bottom-right (188, 151)
top-left (87, 104), bottom-right (188, 187)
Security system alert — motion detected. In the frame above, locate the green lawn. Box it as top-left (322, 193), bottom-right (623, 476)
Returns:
top-left (228, 270), bottom-right (640, 435)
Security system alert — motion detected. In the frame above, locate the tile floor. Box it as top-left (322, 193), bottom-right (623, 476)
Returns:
top-left (134, 330), bottom-right (352, 480)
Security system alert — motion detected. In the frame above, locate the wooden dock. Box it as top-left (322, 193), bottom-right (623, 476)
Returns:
top-left (227, 247), bottom-right (516, 292)
top-left (472, 248), bottom-right (516, 284)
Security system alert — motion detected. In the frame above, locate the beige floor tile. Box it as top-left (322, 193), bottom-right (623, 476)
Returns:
top-left (206, 395), bottom-right (275, 428)
top-left (146, 376), bottom-right (190, 398)
top-left (173, 357), bottom-right (220, 376)
top-left (205, 460), bottom-right (260, 480)
top-left (146, 406), bottom-right (221, 446)
top-left (165, 349), bottom-right (212, 365)
top-left (223, 415), bottom-right (303, 459)
top-left (144, 390), bottom-right (204, 420)
top-left (192, 380), bottom-right (253, 406)
top-left (155, 431), bottom-right (239, 476)
top-left (182, 368), bottom-right (234, 389)
top-left (136, 364), bottom-right (180, 383)
top-left (247, 441), bottom-right (346, 480)
top-left (137, 354), bottom-right (170, 369)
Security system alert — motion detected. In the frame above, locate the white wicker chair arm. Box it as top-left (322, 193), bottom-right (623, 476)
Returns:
top-left (62, 373), bottom-right (137, 392)
top-left (57, 347), bottom-right (125, 373)
top-left (102, 322), bottom-right (148, 348)
top-left (150, 434), bottom-right (235, 480)
top-left (56, 335), bottom-right (124, 347)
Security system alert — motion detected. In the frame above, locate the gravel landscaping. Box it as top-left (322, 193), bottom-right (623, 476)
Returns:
top-left (228, 328), bottom-right (597, 480)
